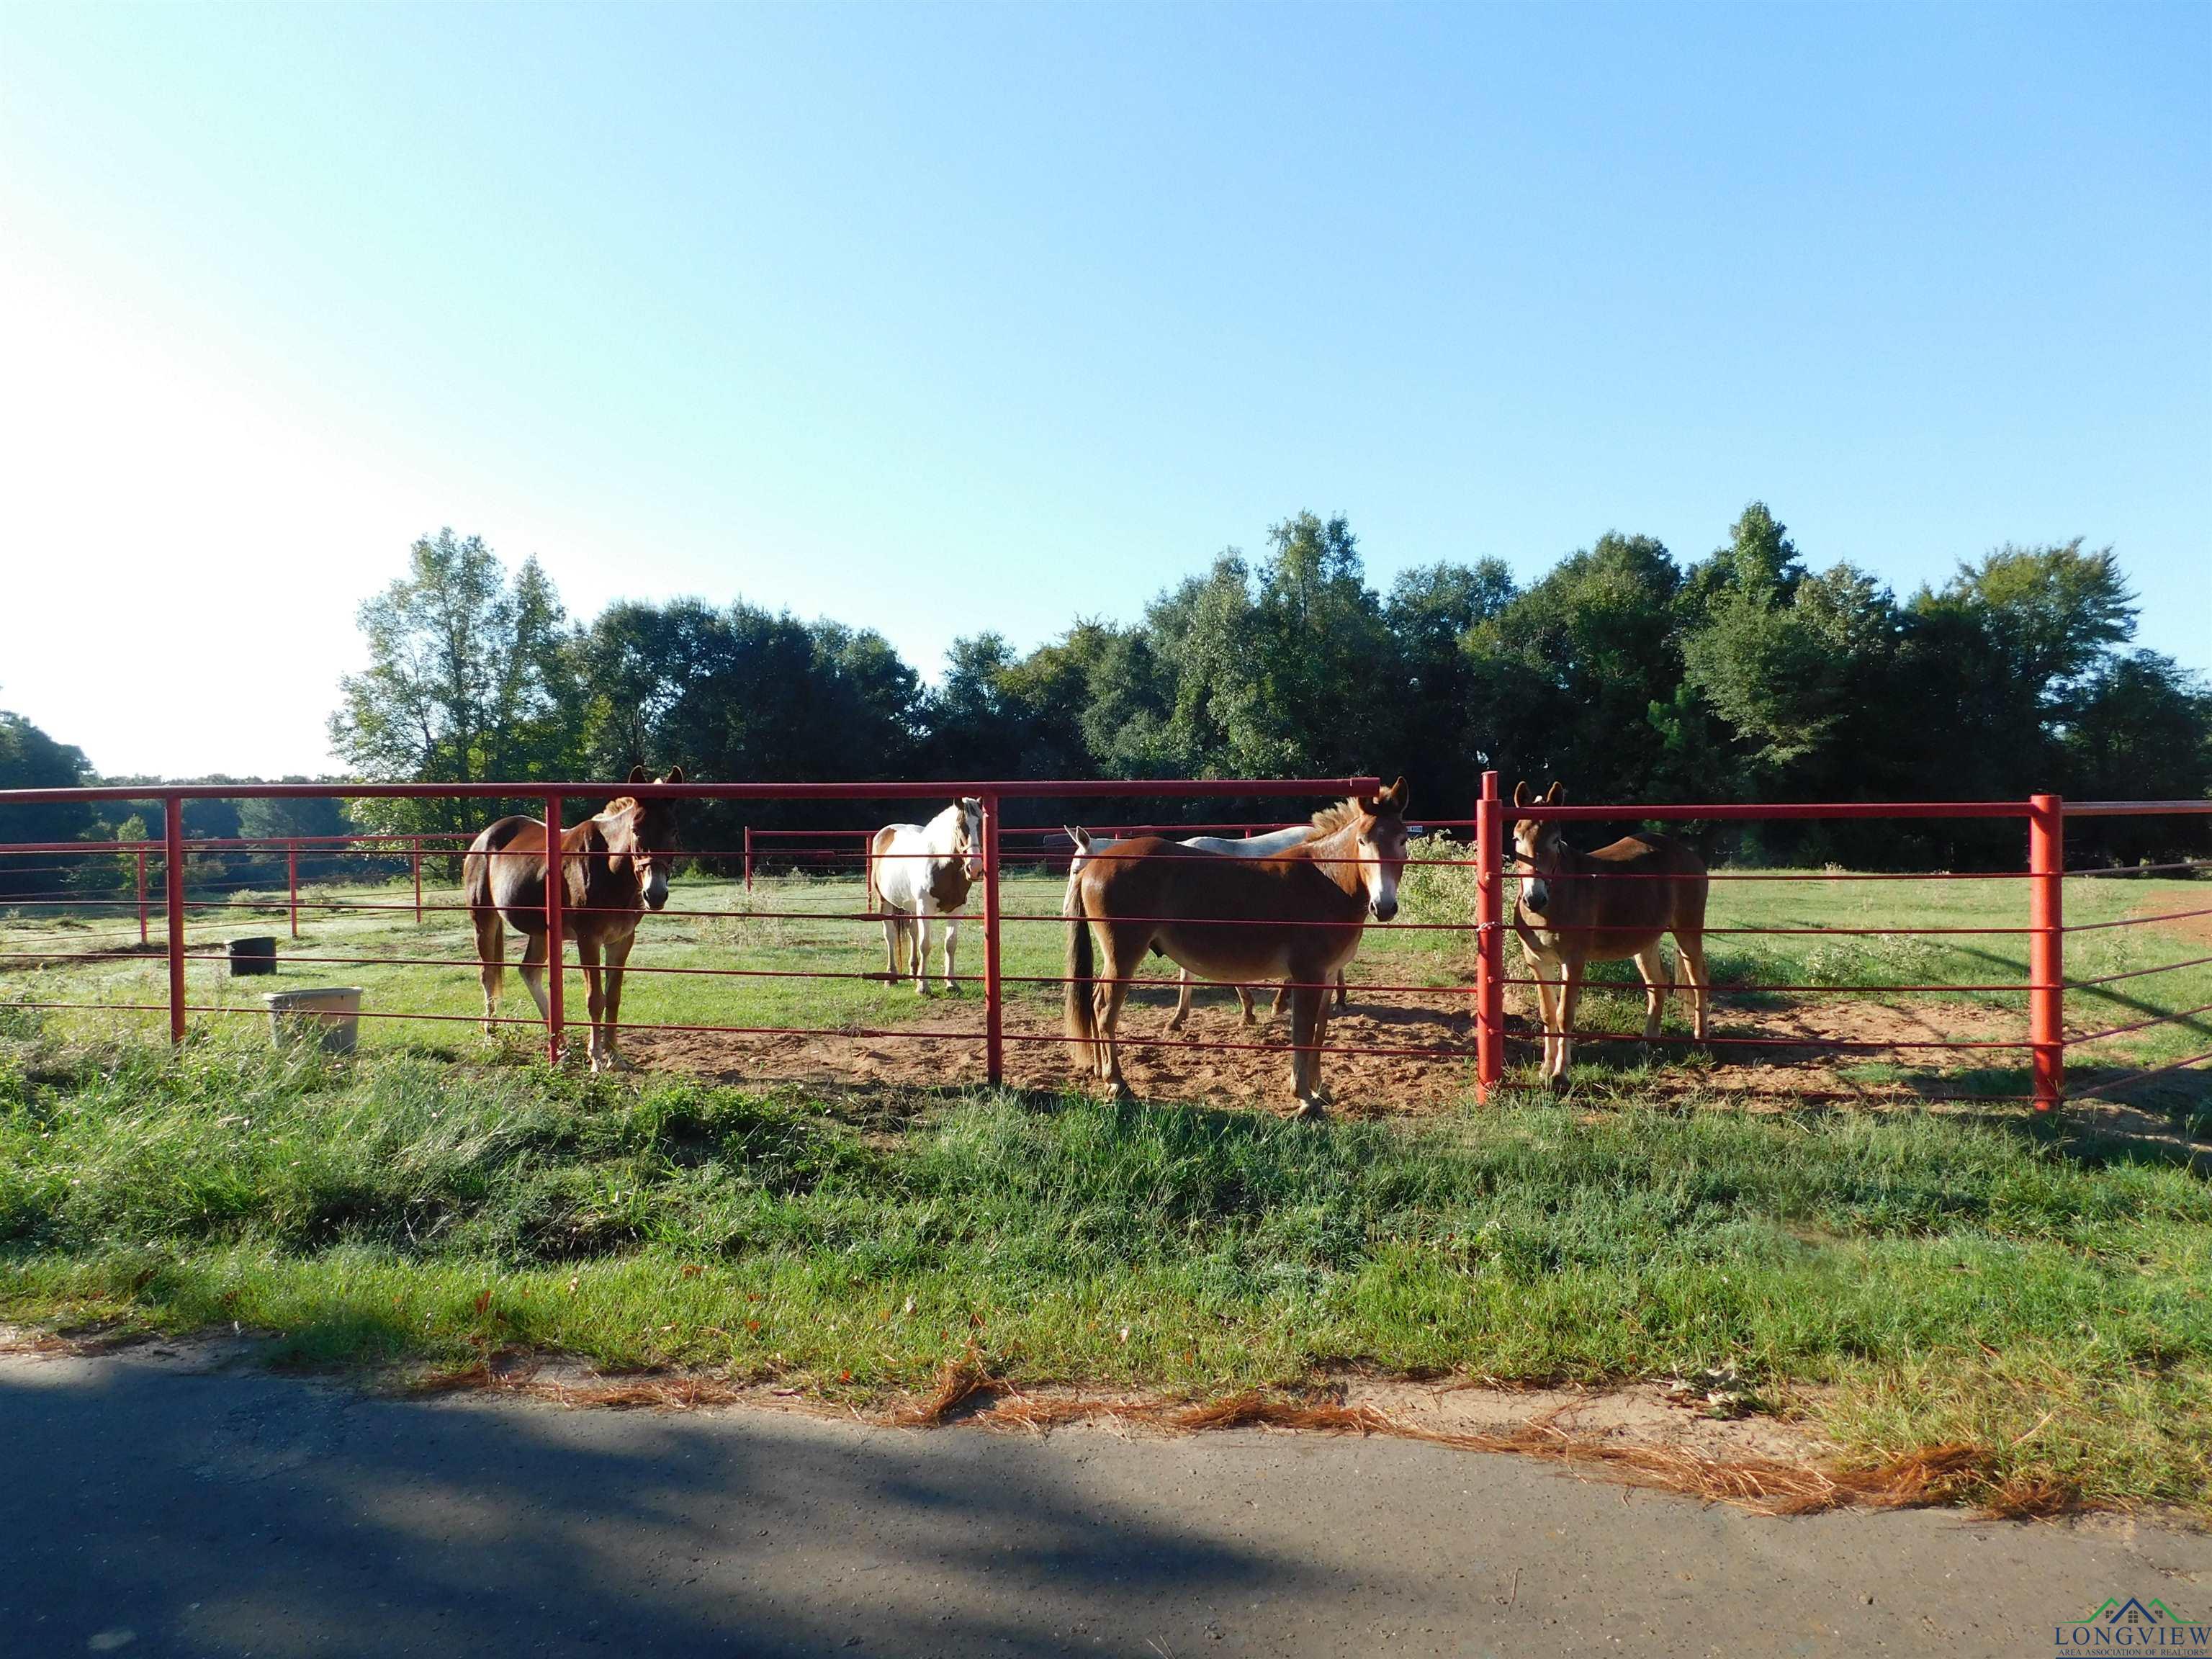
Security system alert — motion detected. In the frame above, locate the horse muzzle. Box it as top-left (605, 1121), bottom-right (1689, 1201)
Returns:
top-left (1370, 897), bottom-right (1398, 922)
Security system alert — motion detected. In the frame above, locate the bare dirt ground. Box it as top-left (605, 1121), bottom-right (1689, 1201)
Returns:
top-left (629, 979), bottom-right (2030, 1116)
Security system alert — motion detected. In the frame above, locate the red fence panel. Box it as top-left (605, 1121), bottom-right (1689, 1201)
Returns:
top-left (2, 773), bottom-right (2206, 1112)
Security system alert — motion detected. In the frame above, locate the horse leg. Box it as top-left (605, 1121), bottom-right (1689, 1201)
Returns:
top-left (1524, 948), bottom-right (1560, 1079)
top-left (1166, 969), bottom-right (1195, 1033)
top-left (577, 938), bottom-right (606, 1072)
top-left (912, 913), bottom-right (932, 995)
top-left (940, 914), bottom-right (959, 994)
top-left (882, 912), bottom-right (900, 981)
top-left (1553, 963), bottom-right (1586, 1089)
top-left (601, 931), bottom-right (637, 1071)
top-left (473, 909), bottom-right (505, 1038)
top-left (1334, 970), bottom-right (1347, 1011)
top-left (1097, 929), bottom-right (1142, 1097)
top-left (1633, 943), bottom-right (1670, 1043)
top-left (1677, 929), bottom-right (1712, 1041)
top-left (1308, 987), bottom-right (1336, 1109)
top-left (517, 931), bottom-right (556, 1057)
top-left (1270, 982), bottom-right (1292, 1020)
top-left (1288, 983), bottom-right (1326, 1115)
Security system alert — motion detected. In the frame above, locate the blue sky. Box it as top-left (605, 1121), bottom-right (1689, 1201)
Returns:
top-left (2, 3), bottom-right (2206, 778)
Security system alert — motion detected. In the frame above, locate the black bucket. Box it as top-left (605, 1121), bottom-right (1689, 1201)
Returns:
top-left (228, 937), bottom-right (279, 977)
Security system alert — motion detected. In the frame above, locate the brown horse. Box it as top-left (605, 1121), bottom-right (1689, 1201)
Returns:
top-left (464, 766), bottom-right (684, 1071)
top-left (1509, 781), bottom-right (1709, 1088)
top-left (1064, 779), bottom-right (1411, 1115)
top-left (1064, 824), bottom-right (1350, 1030)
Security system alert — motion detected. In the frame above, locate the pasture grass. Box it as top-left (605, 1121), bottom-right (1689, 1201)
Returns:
top-left (1, 1021), bottom-right (2207, 1514)
top-left (4, 857), bottom-right (2208, 1511)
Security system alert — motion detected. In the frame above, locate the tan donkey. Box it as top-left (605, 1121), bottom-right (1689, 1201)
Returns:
top-left (1509, 781), bottom-right (1709, 1088)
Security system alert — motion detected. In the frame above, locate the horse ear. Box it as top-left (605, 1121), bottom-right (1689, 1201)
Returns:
top-left (663, 766), bottom-right (685, 785)
top-left (1513, 781), bottom-right (1530, 809)
top-left (1545, 781), bottom-right (1565, 804)
top-left (627, 765), bottom-right (649, 784)
top-left (1382, 775), bottom-right (1409, 815)
top-left (1066, 825), bottom-right (1090, 850)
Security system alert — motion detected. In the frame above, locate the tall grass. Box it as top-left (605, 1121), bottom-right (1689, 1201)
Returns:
top-left (4, 1026), bottom-right (2207, 1510)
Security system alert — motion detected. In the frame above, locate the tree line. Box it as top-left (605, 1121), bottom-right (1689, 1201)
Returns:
top-left (320, 511), bottom-right (2210, 870)
top-left (4, 503), bottom-right (2207, 898)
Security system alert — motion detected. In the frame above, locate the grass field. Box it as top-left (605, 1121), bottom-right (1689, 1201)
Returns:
top-left (3, 855), bottom-right (2208, 1514)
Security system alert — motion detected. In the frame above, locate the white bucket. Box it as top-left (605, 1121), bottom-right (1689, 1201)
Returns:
top-left (264, 987), bottom-right (364, 1054)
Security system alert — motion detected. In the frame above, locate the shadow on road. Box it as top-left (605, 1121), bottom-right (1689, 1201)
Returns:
top-left (0, 1356), bottom-right (1312, 1657)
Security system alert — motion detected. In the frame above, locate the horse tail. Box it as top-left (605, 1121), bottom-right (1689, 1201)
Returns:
top-left (1065, 875), bottom-right (1097, 1064)
top-left (865, 831), bottom-right (881, 917)
top-left (463, 822), bottom-right (510, 1015)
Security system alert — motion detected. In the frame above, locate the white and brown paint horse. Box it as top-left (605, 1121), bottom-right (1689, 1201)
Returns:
top-left (866, 798), bottom-right (983, 993)
top-left (1065, 779), bottom-right (1411, 1115)
top-left (464, 766), bottom-right (684, 1072)
top-left (1509, 780), bottom-right (1709, 1088)
top-left (1064, 823), bottom-right (1349, 1030)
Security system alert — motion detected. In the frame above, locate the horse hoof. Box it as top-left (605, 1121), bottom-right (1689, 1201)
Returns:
top-left (1546, 1071), bottom-right (1569, 1094)
top-left (1291, 1097), bottom-right (1328, 1120)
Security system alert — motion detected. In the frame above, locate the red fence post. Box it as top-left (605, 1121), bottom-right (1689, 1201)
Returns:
top-left (412, 844), bottom-right (423, 925)
top-left (1475, 770), bottom-right (1505, 1100)
top-left (544, 792), bottom-right (565, 1065)
top-left (744, 825), bottom-right (753, 893)
top-left (135, 849), bottom-right (148, 948)
top-left (163, 794), bottom-right (186, 1045)
top-left (2029, 793), bottom-right (2064, 1112)
top-left (287, 841), bottom-right (300, 939)
top-left (981, 791), bottom-right (1003, 1087)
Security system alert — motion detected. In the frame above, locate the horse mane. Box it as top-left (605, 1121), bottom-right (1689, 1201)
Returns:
top-left (1309, 799), bottom-right (1362, 833)
top-left (600, 796), bottom-right (640, 818)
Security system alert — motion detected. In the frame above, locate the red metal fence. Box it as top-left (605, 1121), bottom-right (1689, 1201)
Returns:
top-left (3, 773), bottom-right (2207, 1113)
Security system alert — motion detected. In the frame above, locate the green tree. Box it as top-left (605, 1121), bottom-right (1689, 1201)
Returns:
top-left (1387, 559), bottom-right (1517, 812)
top-left (1141, 514), bottom-right (1402, 780)
top-left (328, 531), bottom-right (580, 835)
top-left (0, 709), bottom-right (94, 896)
top-left (1681, 507), bottom-right (1902, 783)
top-left (1463, 531), bottom-right (1710, 802)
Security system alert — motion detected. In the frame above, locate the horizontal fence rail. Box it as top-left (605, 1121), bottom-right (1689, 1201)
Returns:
top-left (3, 775), bottom-right (2208, 1114)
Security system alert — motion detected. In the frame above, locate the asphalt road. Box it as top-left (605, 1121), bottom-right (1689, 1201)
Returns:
top-left (3, 1346), bottom-right (2206, 1658)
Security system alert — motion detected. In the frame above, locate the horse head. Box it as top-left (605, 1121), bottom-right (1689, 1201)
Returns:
top-left (954, 797), bottom-right (984, 879)
top-left (1350, 776), bottom-right (1413, 922)
top-left (1510, 780), bottom-right (1566, 914)
top-left (610, 765), bottom-right (685, 911)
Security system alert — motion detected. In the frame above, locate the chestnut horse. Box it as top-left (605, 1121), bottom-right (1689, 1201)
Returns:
top-left (464, 766), bottom-right (683, 1071)
top-left (1064, 779), bottom-right (1411, 1115)
top-left (1064, 824), bottom-right (1349, 1030)
top-left (1509, 780), bottom-right (1709, 1088)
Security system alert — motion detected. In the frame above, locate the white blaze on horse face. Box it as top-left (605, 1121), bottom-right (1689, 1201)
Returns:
top-left (1360, 828), bottom-right (1403, 922)
top-left (642, 863), bottom-right (670, 911)
top-left (961, 801), bottom-right (984, 878)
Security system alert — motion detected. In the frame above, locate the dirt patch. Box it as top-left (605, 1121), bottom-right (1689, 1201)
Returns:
top-left (2127, 889), bottom-right (2212, 948)
top-left (628, 981), bottom-right (2028, 1116)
